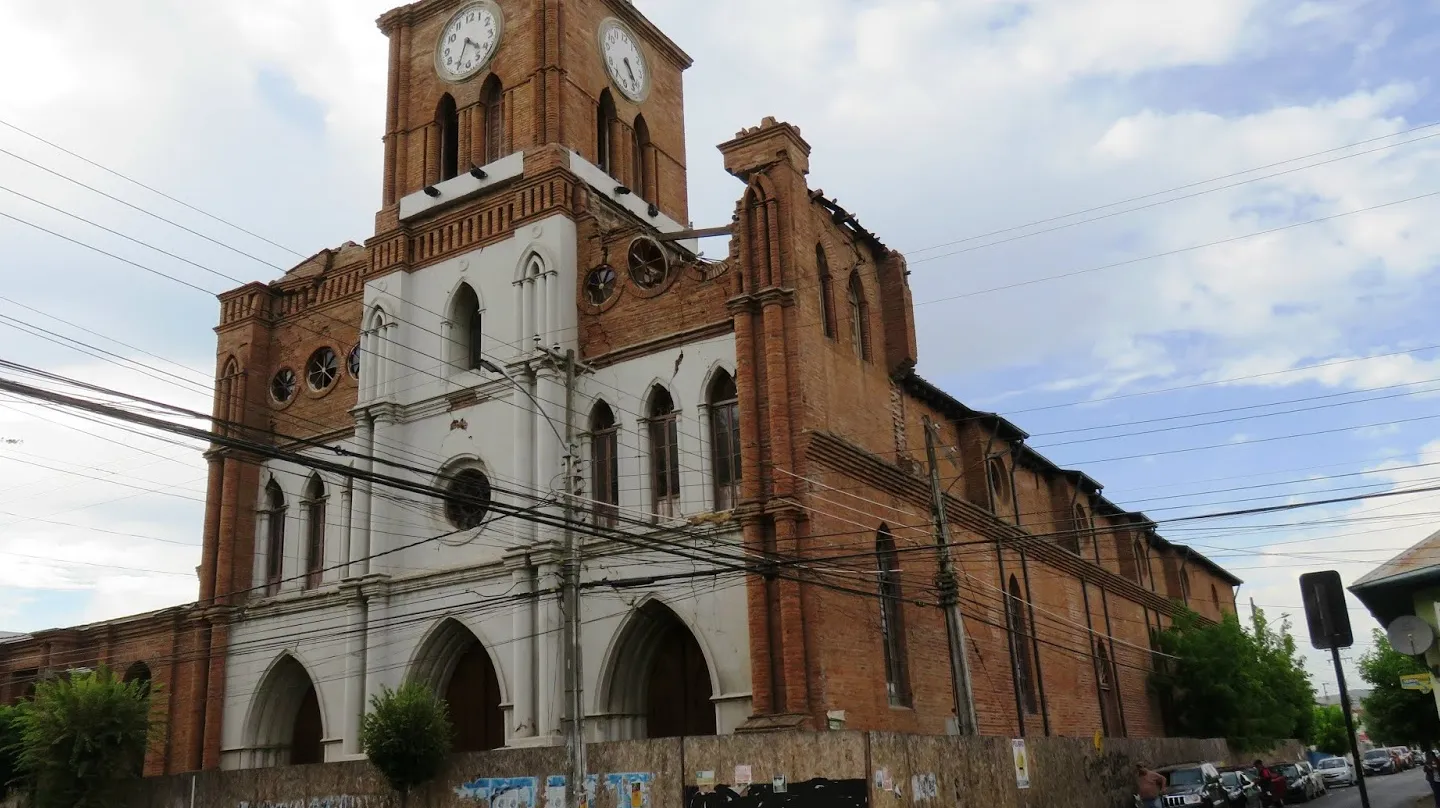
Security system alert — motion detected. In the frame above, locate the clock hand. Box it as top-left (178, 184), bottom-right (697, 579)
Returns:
top-left (624, 58), bottom-right (636, 81)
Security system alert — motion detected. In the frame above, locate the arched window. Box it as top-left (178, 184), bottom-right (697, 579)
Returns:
top-left (1211, 583), bottom-right (1220, 611)
top-left (590, 401), bottom-right (620, 528)
top-left (597, 89), bottom-right (617, 175)
top-left (1132, 539), bottom-right (1148, 585)
top-left (633, 114), bottom-right (651, 198)
top-left (987, 457), bottom-right (1009, 510)
top-left (648, 386), bottom-right (680, 518)
top-left (1005, 575), bottom-right (1037, 714)
top-left (876, 526), bottom-right (910, 706)
top-left (708, 370), bottom-right (741, 511)
top-left (817, 245), bottom-right (836, 339)
top-left (451, 283), bottom-right (483, 371)
top-left (1178, 569), bottom-right (1191, 603)
top-left (264, 481), bottom-right (286, 596)
top-left (437, 93), bottom-right (460, 182)
top-left (303, 475), bottom-right (326, 590)
top-left (848, 273), bottom-right (870, 361)
top-left (1065, 504), bottom-right (1087, 555)
top-left (481, 76), bottom-right (504, 164)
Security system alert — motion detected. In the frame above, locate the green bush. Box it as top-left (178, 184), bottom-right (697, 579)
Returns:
top-left (0, 703), bottom-right (21, 798)
top-left (361, 683), bottom-right (453, 799)
top-left (14, 666), bottom-right (156, 808)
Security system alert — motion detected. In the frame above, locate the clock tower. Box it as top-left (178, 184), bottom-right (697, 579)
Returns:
top-left (372, 0), bottom-right (692, 234)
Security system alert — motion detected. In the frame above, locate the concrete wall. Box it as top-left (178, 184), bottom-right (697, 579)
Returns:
top-left (112, 733), bottom-right (1303, 808)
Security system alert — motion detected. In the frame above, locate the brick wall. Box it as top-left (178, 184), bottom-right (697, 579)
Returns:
top-left (0, 608), bottom-right (209, 775)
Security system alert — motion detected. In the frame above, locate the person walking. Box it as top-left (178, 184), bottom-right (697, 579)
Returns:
top-left (1425, 750), bottom-right (1440, 808)
top-left (1137, 763), bottom-right (1167, 808)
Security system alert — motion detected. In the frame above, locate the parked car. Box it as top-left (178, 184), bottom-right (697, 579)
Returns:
top-left (1362, 748), bottom-right (1397, 776)
top-left (1276, 762), bottom-right (1322, 802)
top-left (1217, 769), bottom-right (1264, 808)
top-left (1316, 756), bottom-right (1356, 788)
top-left (1158, 762), bottom-right (1229, 808)
top-left (1392, 747), bottom-right (1414, 771)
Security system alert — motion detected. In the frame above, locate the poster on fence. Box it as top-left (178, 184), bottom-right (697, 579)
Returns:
top-left (1011, 739), bottom-right (1031, 789)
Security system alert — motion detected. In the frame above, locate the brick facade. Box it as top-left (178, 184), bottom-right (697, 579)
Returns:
top-left (0, 0), bottom-right (1245, 777)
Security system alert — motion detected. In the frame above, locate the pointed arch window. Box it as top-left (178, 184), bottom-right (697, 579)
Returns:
top-left (708, 370), bottom-right (741, 511)
top-left (451, 283), bottom-right (483, 371)
top-left (437, 93), bottom-right (460, 182)
top-left (648, 386), bottom-right (680, 518)
top-left (1132, 539), bottom-right (1148, 586)
top-left (848, 273), bottom-right (870, 361)
top-left (817, 245), bottom-right (836, 339)
top-left (303, 475), bottom-right (326, 590)
top-left (597, 90), bottom-right (617, 176)
top-left (876, 526), bottom-right (911, 706)
top-left (1211, 583), bottom-right (1220, 611)
top-left (481, 76), bottom-right (504, 164)
top-left (633, 114), bottom-right (652, 198)
top-left (264, 481), bottom-right (286, 596)
top-left (591, 401), bottom-right (620, 528)
top-left (1179, 569), bottom-right (1191, 603)
top-left (1006, 575), bottom-right (1038, 714)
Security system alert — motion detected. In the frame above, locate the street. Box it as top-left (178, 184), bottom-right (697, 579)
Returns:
top-left (1323, 768), bottom-right (1432, 808)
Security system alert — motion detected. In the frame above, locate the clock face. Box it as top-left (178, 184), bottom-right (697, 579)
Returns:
top-left (436, 1), bottom-right (504, 82)
top-left (598, 18), bottom-right (649, 102)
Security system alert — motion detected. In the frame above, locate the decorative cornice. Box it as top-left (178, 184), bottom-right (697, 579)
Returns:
top-left (803, 429), bottom-right (1195, 619)
top-left (585, 319), bottom-right (735, 368)
top-left (754, 287), bottom-right (798, 308)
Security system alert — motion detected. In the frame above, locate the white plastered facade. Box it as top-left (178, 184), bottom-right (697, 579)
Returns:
top-left (221, 175), bottom-right (751, 768)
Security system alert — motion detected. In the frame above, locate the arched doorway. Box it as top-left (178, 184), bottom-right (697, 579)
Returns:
top-left (244, 654), bottom-right (325, 768)
top-left (412, 618), bottom-right (504, 751)
top-left (600, 600), bottom-right (716, 740)
top-left (121, 662), bottom-right (153, 774)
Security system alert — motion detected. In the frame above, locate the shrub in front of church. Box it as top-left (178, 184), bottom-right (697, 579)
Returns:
top-left (361, 683), bottom-right (453, 800)
top-left (13, 666), bottom-right (156, 808)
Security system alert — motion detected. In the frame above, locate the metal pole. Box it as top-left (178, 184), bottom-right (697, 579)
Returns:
top-left (1332, 643), bottom-right (1371, 808)
top-left (923, 417), bottom-right (979, 735)
top-left (561, 350), bottom-right (587, 808)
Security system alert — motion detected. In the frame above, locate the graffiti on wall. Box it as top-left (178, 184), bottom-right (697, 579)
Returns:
top-left (684, 777), bottom-right (867, 808)
top-left (1084, 750), bottom-right (1134, 806)
top-left (238, 798), bottom-right (379, 808)
top-left (606, 772), bottom-right (654, 808)
top-left (542, 774), bottom-right (599, 808)
top-left (455, 776), bottom-right (540, 808)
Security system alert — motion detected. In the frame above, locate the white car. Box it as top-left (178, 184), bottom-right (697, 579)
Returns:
top-left (1316, 757), bottom-right (1356, 788)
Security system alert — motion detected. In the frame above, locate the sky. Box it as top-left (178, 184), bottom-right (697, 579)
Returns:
top-left (2, 0), bottom-right (1440, 697)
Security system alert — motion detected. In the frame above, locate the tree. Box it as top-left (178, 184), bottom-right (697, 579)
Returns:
top-left (0, 703), bottom-right (21, 799)
top-left (14, 666), bottom-right (156, 808)
top-left (1310, 705), bottom-right (1350, 756)
top-left (1150, 607), bottom-right (1315, 751)
top-left (361, 683), bottom-right (453, 803)
top-left (1359, 629), bottom-right (1440, 746)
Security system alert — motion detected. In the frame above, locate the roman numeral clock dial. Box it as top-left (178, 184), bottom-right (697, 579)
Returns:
top-left (435, 1), bottom-right (504, 82)
top-left (598, 18), bottom-right (650, 103)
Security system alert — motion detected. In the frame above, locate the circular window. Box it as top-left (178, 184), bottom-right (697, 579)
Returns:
top-left (307, 347), bottom-right (339, 391)
top-left (271, 368), bottom-right (297, 404)
top-left (585, 265), bottom-right (618, 305)
top-left (444, 469), bottom-right (493, 530)
top-left (627, 238), bottom-right (669, 289)
top-left (347, 345), bottom-right (361, 379)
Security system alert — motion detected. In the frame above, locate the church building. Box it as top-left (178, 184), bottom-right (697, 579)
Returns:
top-left (0, 0), bottom-right (1241, 774)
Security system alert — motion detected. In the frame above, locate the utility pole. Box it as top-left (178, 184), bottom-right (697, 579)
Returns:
top-left (559, 349), bottom-right (587, 808)
top-left (924, 417), bottom-right (979, 735)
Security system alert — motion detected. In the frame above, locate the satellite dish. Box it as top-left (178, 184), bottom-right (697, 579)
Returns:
top-left (1387, 615), bottom-right (1435, 656)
